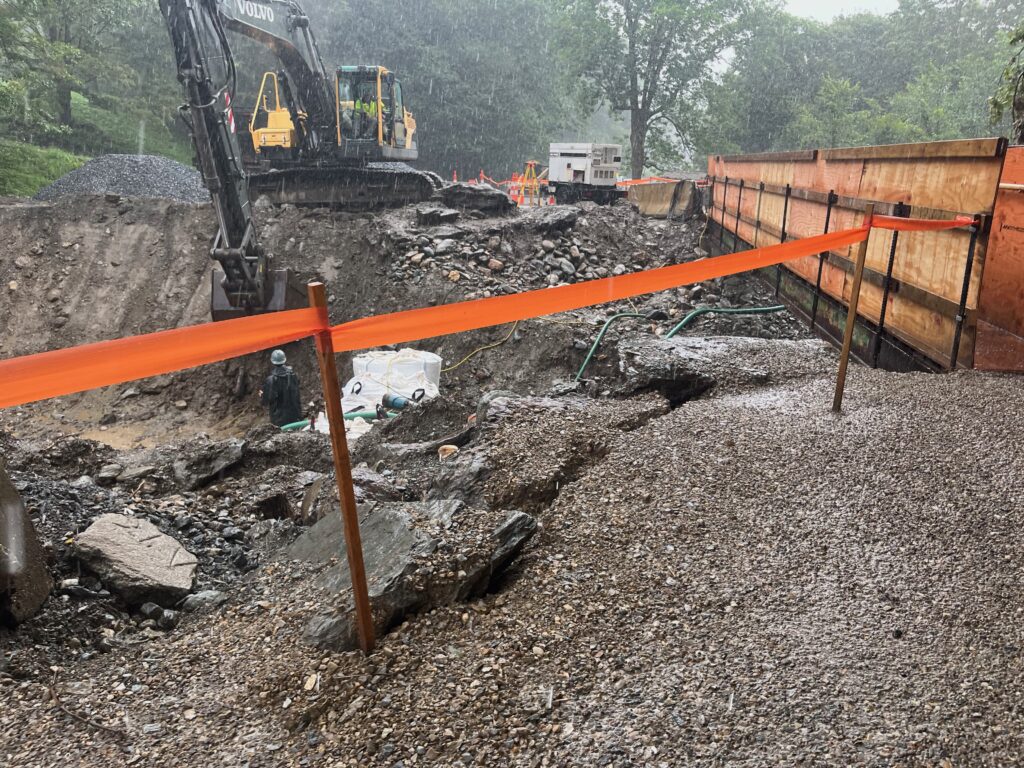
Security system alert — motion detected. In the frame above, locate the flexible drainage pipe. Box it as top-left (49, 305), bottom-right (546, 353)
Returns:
top-left (574, 313), bottom-right (651, 382)
top-left (575, 305), bottom-right (788, 382)
top-left (664, 305), bottom-right (786, 339)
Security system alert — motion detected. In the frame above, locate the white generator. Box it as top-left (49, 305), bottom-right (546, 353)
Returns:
top-left (548, 143), bottom-right (627, 205)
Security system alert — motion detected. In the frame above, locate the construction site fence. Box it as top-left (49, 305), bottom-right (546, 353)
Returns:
top-left (0, 214), bottom-right (970, 412)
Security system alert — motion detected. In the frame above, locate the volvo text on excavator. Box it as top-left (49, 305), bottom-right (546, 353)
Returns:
top-left (159, 0), bottom-right (438, 318)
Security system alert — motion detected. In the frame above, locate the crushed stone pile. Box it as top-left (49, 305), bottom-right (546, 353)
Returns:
top-left (34, 154), bottom-right (207, 203)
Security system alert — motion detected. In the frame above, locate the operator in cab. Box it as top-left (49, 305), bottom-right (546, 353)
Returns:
top-left (260, 349), bottom-right (303, 427)
top-left (355, 83), bottom-right (378, 139)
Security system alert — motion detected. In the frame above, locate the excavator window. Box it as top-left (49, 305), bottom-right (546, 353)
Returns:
top-left (393, 82), bottom-right (404, 121)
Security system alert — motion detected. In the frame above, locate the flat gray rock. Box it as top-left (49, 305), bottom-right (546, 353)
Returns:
top-left (289, 501), bottom-right (535, 651)
top-left (75, 514), bottom-right (197, 605)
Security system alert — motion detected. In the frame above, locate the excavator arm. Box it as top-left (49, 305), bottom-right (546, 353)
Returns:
top-left (213, 0), bottom-right (336, 155)
top-left (160, 0), bottom-right (291, 318)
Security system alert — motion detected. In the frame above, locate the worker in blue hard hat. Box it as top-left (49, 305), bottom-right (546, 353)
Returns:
top-left (259, 349), bottom-right (302, 427)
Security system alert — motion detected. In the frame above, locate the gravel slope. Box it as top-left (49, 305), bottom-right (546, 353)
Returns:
top-left (4, 360), bottom-right (1024, 766)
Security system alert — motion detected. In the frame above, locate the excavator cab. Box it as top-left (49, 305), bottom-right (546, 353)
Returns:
top-left (335, 66), bottom-right (418, 160)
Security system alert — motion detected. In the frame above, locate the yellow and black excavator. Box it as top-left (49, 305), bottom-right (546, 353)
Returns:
top-left (159, 0), bottom-right (439, 317)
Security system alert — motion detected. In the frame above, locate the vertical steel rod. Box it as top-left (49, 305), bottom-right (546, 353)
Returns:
top-left (833, 204), bottom-right (874, 413)
top-left (950, 221), bottom-right (981, 370)
top-left (718, 176), bottom-right (729, 250)
top-left (307, 282), bottom-right (376, 653)
top-left (732, 179), bottom-right (745, 253)
top-left (705, 176), bottom-right (715, 252)
top-left (753, 182), bottom-right (764, 249)
top-left (810, 191), bottom-right (837, 330)
top-left (872, 202), bottom-right (907, 368)
top-left (774, 184), bottom-right (792, 296)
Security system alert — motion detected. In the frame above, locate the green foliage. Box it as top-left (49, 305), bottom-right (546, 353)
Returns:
top-left (694, 1), bottom-right (1017, 161)
top-left (64, 92), bottom-right (192, 163)
top-left (991, 23), bottom-right (1024, 141)
top-left (0, 0), bottom-right (190, 168)
top-left (0, 138), bottom-right (86, 196)
top-left (563, 0), bottom-right (753, 177)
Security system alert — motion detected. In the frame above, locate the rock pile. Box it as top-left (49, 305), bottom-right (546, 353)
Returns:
top-left (385, 202), bottom-right (702, 299)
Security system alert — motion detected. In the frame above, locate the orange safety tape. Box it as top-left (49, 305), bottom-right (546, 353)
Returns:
top-left (0, 215), bottom-right (969, 412)
top-left (330, 223), bottom-right (871, 352)
top-left (872, 214), bottom-right (976, 232)
top-left (616, 177), bottom-right (678, 187)
top-left (0, 308), bottom-right (324, 410)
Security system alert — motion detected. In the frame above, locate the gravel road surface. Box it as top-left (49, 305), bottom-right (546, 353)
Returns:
top-left (4, 354), bottom-right (1023, 766)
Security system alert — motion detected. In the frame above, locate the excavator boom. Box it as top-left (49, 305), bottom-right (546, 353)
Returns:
top-left (160, 0), bottom-right (297, 319)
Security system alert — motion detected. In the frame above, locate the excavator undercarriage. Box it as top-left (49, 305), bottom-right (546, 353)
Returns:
top-left (247, 162), bottom-right (441, 208)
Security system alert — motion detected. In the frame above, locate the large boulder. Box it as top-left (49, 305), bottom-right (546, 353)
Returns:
top-left (290, 500), bottom-right (536, 651)
top-left (437, 182), bottom-right (516, 214)
top-left (615, 335), bottom-right (834, 398)
top-left (529, 205), bottom-right (579, 233)
top-left (75, 514), bottom-right (197, 605)
top-left (0, 460), bottom-right (52, 625)
top-left (172, 438), bottom-right (245, 490)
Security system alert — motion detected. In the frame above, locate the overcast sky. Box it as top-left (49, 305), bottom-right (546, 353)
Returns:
top-left (786, 0), bottom-right (899, 21)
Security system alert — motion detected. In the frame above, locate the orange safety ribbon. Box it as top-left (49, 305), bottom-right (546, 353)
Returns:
top-left (330, 223), bottom-right (871, 352)
top-left (872, 214), bottom-right (975, 232)
top-left (0, 308), bottom-right (324, 410)
top-left (0, 214), bottom-right (972, 412)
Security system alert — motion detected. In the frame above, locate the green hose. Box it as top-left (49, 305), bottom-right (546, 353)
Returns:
top-left (280, 410), bottom-right (400, 431)
top-left (664, 305), bottom-right (786, 339)
top-left (345, 410), bottom-right (399, 421)
top-left (574, 313), bottom-right (650, 382)
top-left (574, 305), bottom-right (787, 382)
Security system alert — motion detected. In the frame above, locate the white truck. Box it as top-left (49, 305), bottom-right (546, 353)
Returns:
top-left (547, 142), bottom-right (628, 205)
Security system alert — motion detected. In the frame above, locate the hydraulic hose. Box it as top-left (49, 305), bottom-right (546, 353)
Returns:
top-left (574, 305), bottom-right (788, 382)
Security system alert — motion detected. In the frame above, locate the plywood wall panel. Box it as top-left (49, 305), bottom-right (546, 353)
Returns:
top-left (708, 138), bottom-right (1006, 369)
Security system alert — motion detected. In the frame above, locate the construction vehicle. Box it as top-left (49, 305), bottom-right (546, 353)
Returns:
top-left (159, 0), bottom-right (437, 317)
top-left (548, 143), bottom-right (627, 205)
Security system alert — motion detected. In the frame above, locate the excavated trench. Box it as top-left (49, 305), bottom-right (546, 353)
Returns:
top-left (0, 188), bottom-right (814, 671)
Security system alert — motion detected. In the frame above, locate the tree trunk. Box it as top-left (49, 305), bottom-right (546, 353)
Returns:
top-left (57, 81), bottom-right (73, 127)
top-left (630, 111), bottom-right (647, 179)
top-left (1014, 82), bottom-right (1024, 145)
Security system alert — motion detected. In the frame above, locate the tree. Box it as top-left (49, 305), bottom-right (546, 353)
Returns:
top-left (35, 0), bottom-right (145, 126)
top-left (992, 24), bottom-right (1024, 142)
top-left (565, 0), bottom-right (751, 177)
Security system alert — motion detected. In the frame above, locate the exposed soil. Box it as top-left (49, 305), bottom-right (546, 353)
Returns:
top-left (8, 186), bottom-right (1004, 767)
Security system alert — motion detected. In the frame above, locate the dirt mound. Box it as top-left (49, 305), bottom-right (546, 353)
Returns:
top-left (34, 154), bottom-right (207, 203)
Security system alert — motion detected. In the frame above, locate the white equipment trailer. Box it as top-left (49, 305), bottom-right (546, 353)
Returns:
top-left (547, 143), bottom-right (628, 205)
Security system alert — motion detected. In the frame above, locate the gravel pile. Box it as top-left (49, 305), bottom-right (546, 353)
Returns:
top-left (34, 154), bottom-right (207, 203)
top-left (5, 353), bottom-right (1024, 765)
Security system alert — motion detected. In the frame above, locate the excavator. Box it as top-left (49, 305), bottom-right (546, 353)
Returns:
top-left (158, 0), bottom-right (438, 318)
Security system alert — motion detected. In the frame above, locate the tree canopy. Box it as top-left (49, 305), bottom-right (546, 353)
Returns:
top-left (563, 0), bottom-right (751, 177)
top-left (1, 0), bottom-right (1023, 187)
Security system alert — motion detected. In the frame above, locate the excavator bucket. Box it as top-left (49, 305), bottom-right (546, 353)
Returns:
top-left (210, 269), bottom-right (307, 322)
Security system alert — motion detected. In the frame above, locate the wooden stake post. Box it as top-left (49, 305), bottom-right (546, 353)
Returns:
top-left (307, 282), bottom-right (376, 653)
top-left (833, 204), bottom-right (874, 413)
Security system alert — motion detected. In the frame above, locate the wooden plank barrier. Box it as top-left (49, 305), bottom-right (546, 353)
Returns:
top-left (708, 138), bottom-right (1013, 371)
